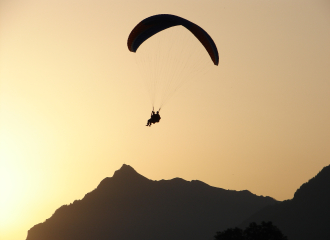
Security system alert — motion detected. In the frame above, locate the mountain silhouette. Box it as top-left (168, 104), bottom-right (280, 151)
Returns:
top-left (239, 164), bottom-right (330, 240)
top-left (26, 164), bottom-right (277, 240)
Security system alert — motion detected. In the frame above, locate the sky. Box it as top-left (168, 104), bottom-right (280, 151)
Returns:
top-left (1, 0), bottom-right (330, 239)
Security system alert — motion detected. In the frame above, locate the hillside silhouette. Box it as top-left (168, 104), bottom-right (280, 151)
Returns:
top-left (26, 164), bottom-right (277, 240)
top-left (240, 164), bottom-right (330, 240)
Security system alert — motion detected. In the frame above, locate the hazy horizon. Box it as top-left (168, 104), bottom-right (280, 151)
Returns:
top-left (1, 0), bottom-right (330, 239)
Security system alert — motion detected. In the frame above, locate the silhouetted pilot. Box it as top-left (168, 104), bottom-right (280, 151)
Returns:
top-left (146, 111), bottom-right (161, 127)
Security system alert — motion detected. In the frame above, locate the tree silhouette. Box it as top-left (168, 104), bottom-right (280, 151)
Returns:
top-left (214, 221), bottom-right (288, 240)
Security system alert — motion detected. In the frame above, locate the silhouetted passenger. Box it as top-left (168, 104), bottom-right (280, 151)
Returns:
top-left (153, 111), bottom-right (161, 122)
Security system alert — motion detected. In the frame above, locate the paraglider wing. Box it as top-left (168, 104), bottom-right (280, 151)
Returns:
top-left (127, 14), bottom-right (219, 65)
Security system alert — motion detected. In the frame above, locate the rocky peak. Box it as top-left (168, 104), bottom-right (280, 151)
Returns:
top-left (102, 164), bottom-right (150, 186)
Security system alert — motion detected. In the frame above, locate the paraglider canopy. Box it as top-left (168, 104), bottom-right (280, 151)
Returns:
top-left (128, 14), bottom-right (219, 111)
top-left (127, 14), bottom-right (219, 65)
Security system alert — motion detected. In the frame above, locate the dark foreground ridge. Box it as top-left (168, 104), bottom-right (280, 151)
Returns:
top-left (26, 164), bottom-right (276, 240)
top-left (240, 164), bottom-right (330, 240)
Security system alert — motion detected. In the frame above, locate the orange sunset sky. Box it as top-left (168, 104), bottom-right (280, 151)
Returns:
top-left (1, 0), bottom-right (330, 239)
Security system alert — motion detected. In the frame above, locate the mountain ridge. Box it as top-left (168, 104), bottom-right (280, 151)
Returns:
top-left (26, 164), bottom-right (277, 240)
top-left (239, 164), bottom-right (330, 240)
